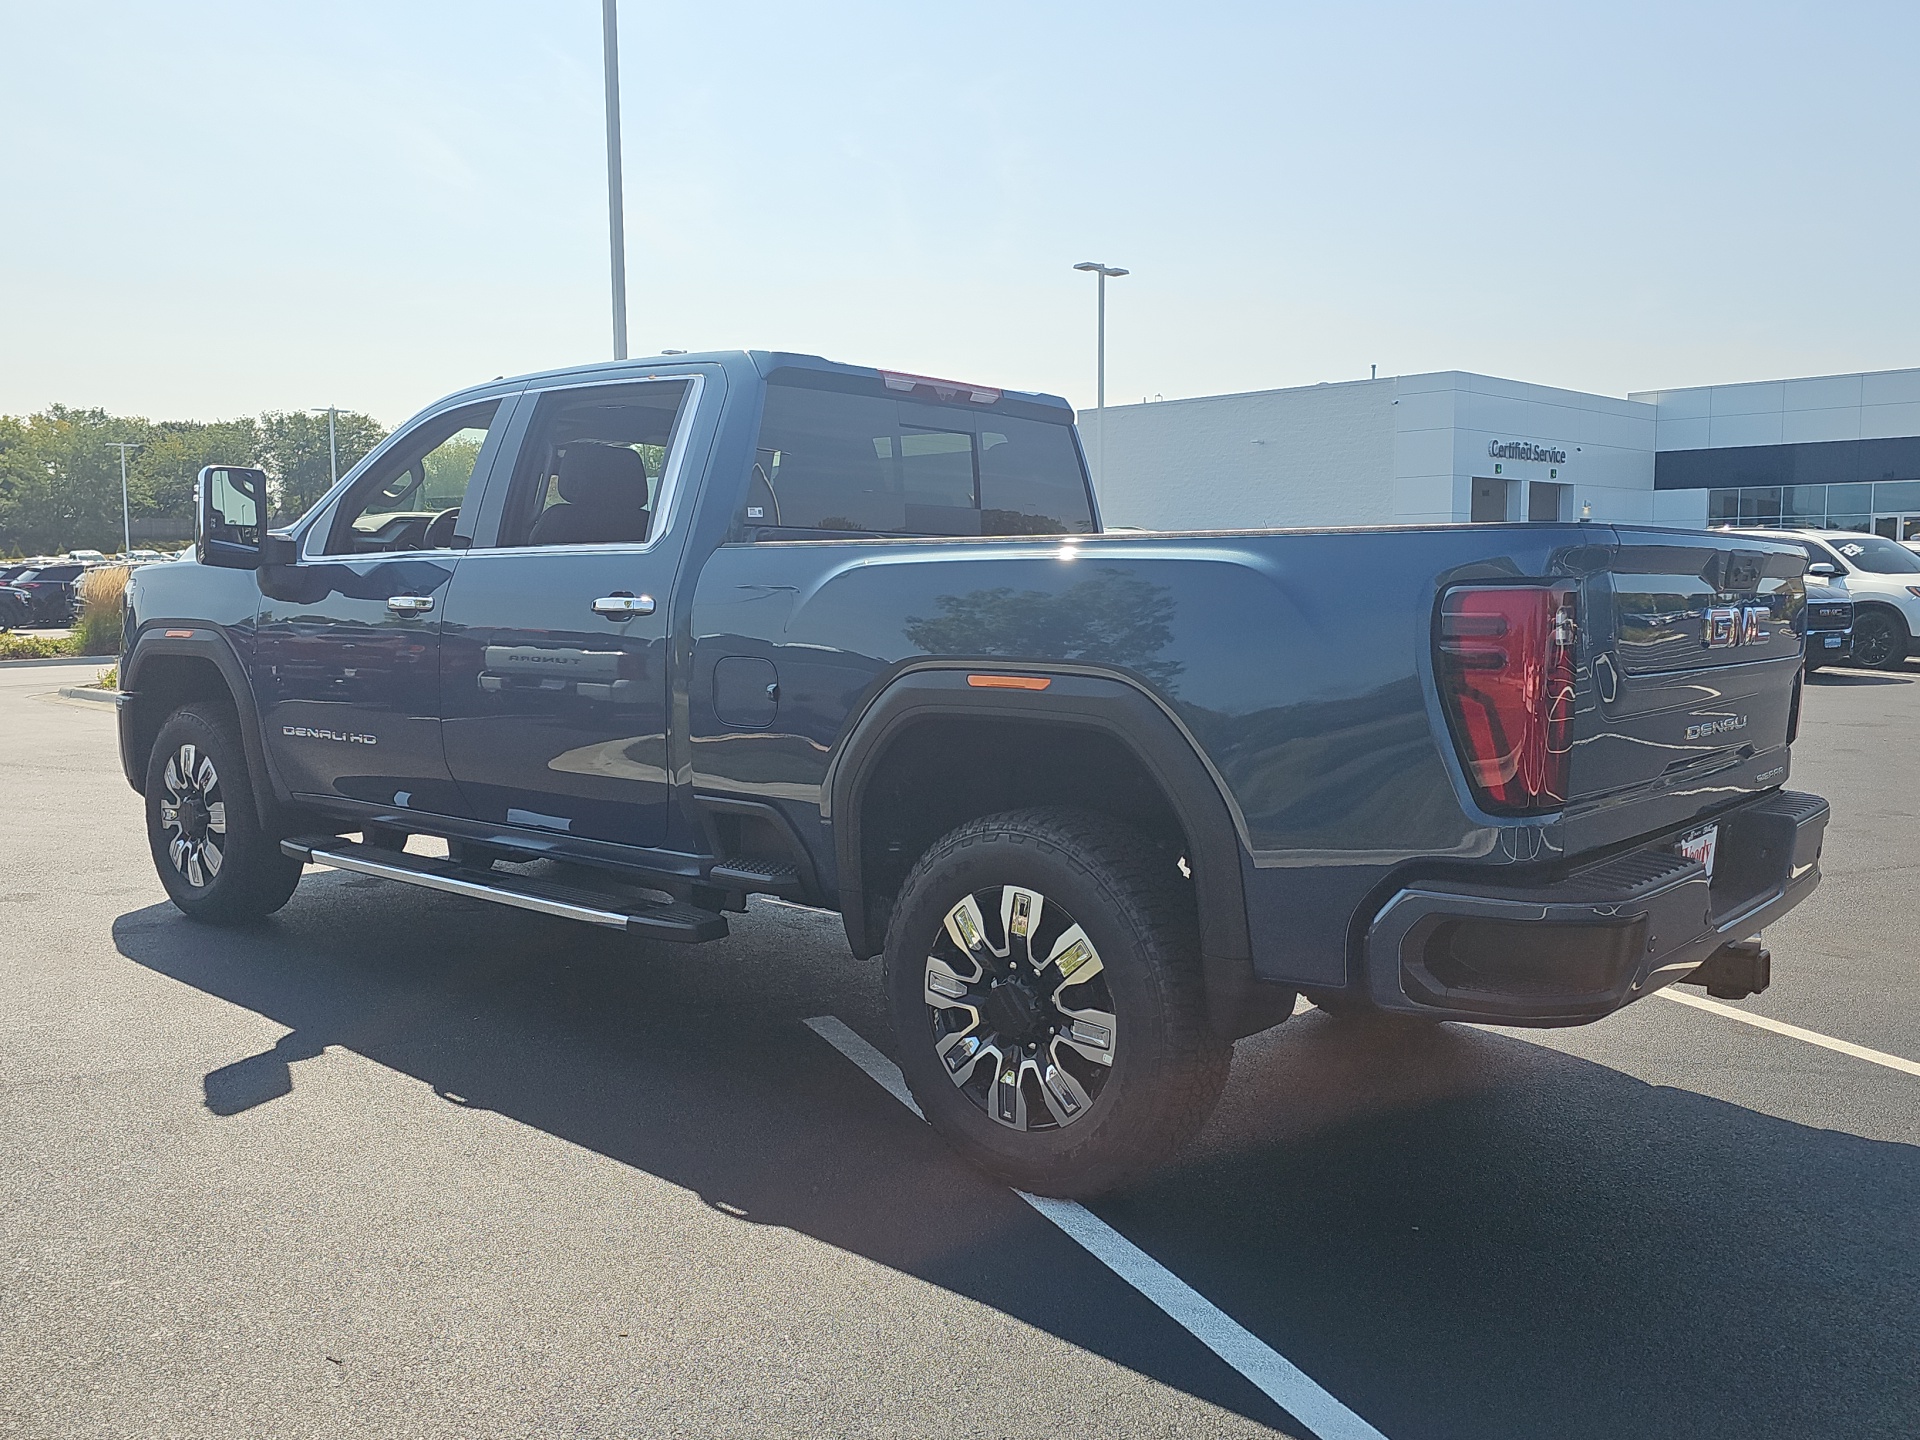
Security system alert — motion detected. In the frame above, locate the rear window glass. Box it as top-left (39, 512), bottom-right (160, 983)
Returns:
top-left (746, 385), bottom-right (1094, 538)
top-left (1829, 533), bottom-right (1920, 574)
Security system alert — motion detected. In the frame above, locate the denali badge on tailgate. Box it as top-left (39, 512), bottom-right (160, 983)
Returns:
top-left (1686, 715), bottom-right (1749, 740)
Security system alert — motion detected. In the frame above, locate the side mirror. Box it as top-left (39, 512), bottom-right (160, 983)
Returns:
top-left (196, 465), bottom-right (269, 569)
top-left (1806, 561), bottom-right (1839, 578)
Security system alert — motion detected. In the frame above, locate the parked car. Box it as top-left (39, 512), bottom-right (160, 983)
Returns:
top-left (7, 563), bottom-right (84, 625)
top-left (0, 583), bottom-right (30, 630)
top-left (1802, 573), bottom-right (1853, 670)
top-left (118, 351), bottom-right (1829, 1196)
top-left (1735, 528), bottom-right (1920, 668)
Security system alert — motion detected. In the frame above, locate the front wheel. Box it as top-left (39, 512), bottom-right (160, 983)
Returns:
top-left (145, 704), bottom-right (303, 923)
top-left (1850, 609), bottom-right (1908, 670)
top-left (883, 809), bottom-right (1229, 1198)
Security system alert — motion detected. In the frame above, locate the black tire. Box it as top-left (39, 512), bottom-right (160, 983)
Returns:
top-left (145, 704), bottom-right (303, 923)
top-left (883, 808), bottom-right (1229, 1198)
top-left (1851, 609), bottom-right (1908, 670)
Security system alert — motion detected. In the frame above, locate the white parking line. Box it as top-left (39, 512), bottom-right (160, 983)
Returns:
top-left (1658, 990), bottom-right (1920, 1078)
top-left (803, 1015), bottom-right (1390, 1440)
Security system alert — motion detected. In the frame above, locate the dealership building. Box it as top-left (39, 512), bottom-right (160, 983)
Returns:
top-left (1083, 365), bottom-right (1920, 540)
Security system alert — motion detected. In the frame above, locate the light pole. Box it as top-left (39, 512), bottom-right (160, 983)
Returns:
top-left (306, 406), bottom-right (343, 504)
top-left (106, 442), bottom-right (141, 556)
top-left (602, 0), bottom-right (629, 361)
top-left (1072, 261), bottom-right (1128, 491)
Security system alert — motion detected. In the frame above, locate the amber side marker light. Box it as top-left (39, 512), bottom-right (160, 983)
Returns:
top-left (967, 674), bottom-right (1051, 691)
top-left (164, 629), bottom-right (195, 638)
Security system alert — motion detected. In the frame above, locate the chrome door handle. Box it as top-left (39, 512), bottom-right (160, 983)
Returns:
top-left (592, 594), bottom-right (655, 618)
top-left (386, 594), bottom-right (434, 614)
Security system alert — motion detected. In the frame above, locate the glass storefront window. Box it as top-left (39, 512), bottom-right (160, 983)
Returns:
top-left (1828, 483), bottom-right (1872, 514)
top-left (1873, 480), bottom-right (1920, 512)
top-left (1828, 513), bottom-right (1872, 533)
top-left (1738, 487), bottom-right (1782, 525)
top-left (1708, 489), bottom-right (1741, 525)
top-left (1783, 485), bottom-right (1827, 522)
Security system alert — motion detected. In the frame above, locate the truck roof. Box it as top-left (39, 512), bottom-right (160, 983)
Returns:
top-left (431, 350), bottom-right (1075, 421)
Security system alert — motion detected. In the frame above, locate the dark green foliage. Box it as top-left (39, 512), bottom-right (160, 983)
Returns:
top-left (0, 404), bottom-right (386, 555)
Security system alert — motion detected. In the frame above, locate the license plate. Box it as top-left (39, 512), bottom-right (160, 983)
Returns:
top-left (1678, 825), bottom-right (1718, 879)
top-left (1824, 635), bottom-right (1843, 648)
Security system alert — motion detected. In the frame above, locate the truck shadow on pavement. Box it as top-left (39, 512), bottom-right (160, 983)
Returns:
top-left (115, 875), bottom-right (1919, 1440)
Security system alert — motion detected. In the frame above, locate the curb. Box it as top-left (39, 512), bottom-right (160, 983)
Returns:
top-left (57, 686), bottom-right (121, 706)
top-left (0, 653), bottom-right (110, 668)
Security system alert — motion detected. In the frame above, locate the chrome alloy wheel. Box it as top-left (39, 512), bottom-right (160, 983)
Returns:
top-left (157, 742), bottom-right (227, 888)
top-left (923, 886), bottom-right (1118, 1132)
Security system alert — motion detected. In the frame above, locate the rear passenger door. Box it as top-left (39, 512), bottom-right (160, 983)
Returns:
top-left (437, 377), bottom-right (702, 849)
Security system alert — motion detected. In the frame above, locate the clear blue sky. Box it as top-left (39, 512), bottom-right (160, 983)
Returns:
top-left (3, 1), bottom-right (1915, 426)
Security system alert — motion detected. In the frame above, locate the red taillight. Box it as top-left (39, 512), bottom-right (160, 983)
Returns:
top-left (1436, 584), bottom-right (1578, 814)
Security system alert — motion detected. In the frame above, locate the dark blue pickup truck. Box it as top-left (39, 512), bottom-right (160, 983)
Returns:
top-left (120, 351), bottom-right (1829, 1195)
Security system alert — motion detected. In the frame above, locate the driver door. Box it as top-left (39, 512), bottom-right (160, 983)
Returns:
top-left (255, 396), bottom-right (517, 814)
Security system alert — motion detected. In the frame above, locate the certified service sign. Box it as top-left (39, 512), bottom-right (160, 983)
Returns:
top-left (1487, 440), bottom-right (1568, 464)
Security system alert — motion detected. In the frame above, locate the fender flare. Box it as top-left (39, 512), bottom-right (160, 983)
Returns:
top-left (827, 664), bottom-right (1285, 1037)
top-left (120, 624), bottom-right (286, 830)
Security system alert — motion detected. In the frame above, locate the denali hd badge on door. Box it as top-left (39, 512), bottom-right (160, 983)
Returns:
top-left (282, 725), bottom-right (377, 745)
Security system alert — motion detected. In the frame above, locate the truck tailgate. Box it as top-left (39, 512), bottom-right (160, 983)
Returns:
top-left (1572, 531), bottom-right (1805, 807)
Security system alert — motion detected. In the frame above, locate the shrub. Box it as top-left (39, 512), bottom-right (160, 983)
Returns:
top-left (72, 566), bottom-right (129, 656)
top-left (0, 632), bottom-right (79, 660)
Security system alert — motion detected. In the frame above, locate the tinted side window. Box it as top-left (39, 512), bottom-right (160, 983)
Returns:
top-left (502, 380), bottom-right (693, 548)
top-left (746, 385), bottom-right (1093, 538)
top-left (325, 400), bottom-right (503, 555)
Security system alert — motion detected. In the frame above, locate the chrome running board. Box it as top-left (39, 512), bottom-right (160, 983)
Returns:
top-left (281, 837), bottom-right (729, 943)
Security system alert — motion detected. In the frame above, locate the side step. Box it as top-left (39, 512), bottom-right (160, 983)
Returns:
top-left (282, 837), bottom-right (729, 943)
top-left (707, 857), bottom-right (801, 897)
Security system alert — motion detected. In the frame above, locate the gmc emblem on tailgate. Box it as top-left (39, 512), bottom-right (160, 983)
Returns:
top-left (1704, 605), bottom-right (1770, 648)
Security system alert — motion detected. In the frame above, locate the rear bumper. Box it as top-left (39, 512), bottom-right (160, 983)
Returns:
top-left (1362, 789), bottom-right (1829, 1025)
top-left (1806, 624), bottom-right (1852, 664)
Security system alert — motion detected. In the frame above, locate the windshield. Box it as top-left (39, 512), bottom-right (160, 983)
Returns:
top-left (1827, 533), bottom-right (1920, 574)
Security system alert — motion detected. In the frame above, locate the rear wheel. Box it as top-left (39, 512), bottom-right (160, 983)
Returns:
top-left (883, 809), bottom-right (1228, 1198)
top-left (1851, 609), bottom-right (1908, 669)
top-left (145, 705), bottom-right (303, 922)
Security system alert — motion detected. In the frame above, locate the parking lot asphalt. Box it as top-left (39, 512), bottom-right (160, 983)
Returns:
top-left (1, 660), bottom-right (1915, 1439)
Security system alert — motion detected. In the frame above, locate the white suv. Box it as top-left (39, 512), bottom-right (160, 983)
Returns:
top-left (1739, 528), bottom-right (1920, 669)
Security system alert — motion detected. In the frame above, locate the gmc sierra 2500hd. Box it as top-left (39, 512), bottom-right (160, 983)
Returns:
top-left (119, 351), bottom-right (1829, 1195)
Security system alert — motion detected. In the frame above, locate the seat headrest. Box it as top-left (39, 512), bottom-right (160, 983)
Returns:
top-left (557, 443), bottom-right (647, 507)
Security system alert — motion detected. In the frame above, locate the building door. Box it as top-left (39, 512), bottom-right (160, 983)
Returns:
top-left (1872, 513), bottom-right (1920, 542)
top-left (1528, 481), bottom-right (1567, 522)
top-left (1470, 477), bottom-right (1515, 522)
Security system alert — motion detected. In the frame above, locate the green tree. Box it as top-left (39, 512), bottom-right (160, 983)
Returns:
top-left (129, 418), bottom-right (261, 524)
top-left (0, 406), bottom-right (155, 556)
top-left (257, 410), bottom-right (387, 521)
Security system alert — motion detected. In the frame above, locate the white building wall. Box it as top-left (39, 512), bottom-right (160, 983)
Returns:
top-left (1085, 370), bottom-right (1658, 531)
top-left (1632, 365), bottom-right (1920, 449)
top-left (1436, 374), bottom-right (1658, 526)
top-left (1082, 379), bottom-right (1396, 530)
